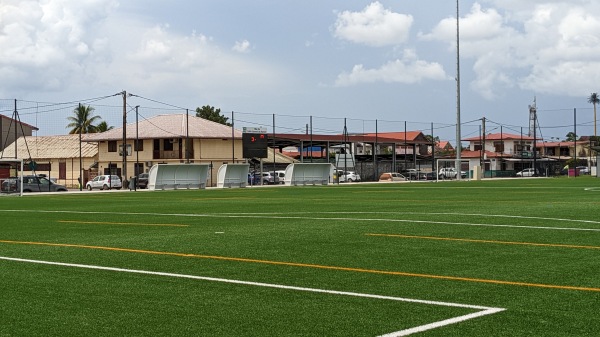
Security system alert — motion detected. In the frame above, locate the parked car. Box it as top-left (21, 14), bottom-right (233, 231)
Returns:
top-left (404, 169), bottom-right (422, 180)
top-left (137, 173), bottom-right (149, 189)
top-left (86, 175), bottom-right (122, 190)
top-left (438, 167), bottom-right (467, 179)
top-left (576, 166), bottom-right (590, 175)
top-left (337, 170), bottom-right (361, 182)
top-left (424, 172), bottom-right (437, 180)
top-left (252, 172), bottom-right (279, 185)
top-left (439, 167), bottom-right (457, 179)
top-left (516, 168), bottom-right (536, 177)
top-left (1, 175), bottom-right (68, 193)
top-left (379, 172), bottom-right (408, 182)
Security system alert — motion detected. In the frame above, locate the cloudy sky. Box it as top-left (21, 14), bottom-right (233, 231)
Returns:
top-left (1, 0), bottom-right (600, 142)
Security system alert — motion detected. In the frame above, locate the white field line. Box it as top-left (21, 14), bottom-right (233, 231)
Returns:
top-left (0, 256), bottom-right (505, 336)
top-left (1, 209), bottom-right (600, 232)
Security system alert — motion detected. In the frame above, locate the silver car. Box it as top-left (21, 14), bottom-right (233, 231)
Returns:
top-left (86, 175), bottom-right (122, 190)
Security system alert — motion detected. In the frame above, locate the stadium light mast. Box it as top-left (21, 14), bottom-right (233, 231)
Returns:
top-left (455, 0), bottom-right (462, 179)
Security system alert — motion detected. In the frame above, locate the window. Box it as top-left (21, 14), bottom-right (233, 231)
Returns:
top-left (108, 141), bottom-right (117, 152)
top-left (134, 139), bottom-right (144, 151)
top-left (163, 139), bottom-right (174, 151)
top-left (493, 141), bottom-right (504, 153)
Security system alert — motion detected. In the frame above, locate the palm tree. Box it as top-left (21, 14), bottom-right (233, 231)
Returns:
top-left (588, 92), bottom-right (599, 137)
top-left (67, 105), bottom-right (101, 134)
top-left (95, 121), bottom-right (114, 133)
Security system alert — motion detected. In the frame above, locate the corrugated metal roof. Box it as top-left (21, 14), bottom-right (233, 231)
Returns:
top-left (83, 114), bottom-right (242, 141)
top-left (1, 134), bottom-right (98, 159)
top-left (262, 148), bottom-right (298, 164)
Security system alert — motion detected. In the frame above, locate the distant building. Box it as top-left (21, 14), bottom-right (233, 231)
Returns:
top-left (1, 134), bottom-right (98, 187)
top-left (0, 114), bottom-right (39, 152)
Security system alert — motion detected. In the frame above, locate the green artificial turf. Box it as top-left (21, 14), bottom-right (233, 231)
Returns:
top-left (0, 177), bottom-right (599, 336)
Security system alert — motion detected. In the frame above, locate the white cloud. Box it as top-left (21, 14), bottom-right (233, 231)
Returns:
top-left (334, 49), bottom-right (449, 87)
top-left (232, 39), bottom-right (251, 53)
top-left (422, 2), bottom-right (600, 100)
top-left (332, 2), bottom-right (413, 47)
top-left (0, 0), bottom-right (285, 100)
top-left (0, 0), bottom-right (118, 93)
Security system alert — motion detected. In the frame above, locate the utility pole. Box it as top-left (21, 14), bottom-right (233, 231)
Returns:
top-left (122, 91), bottom-right (127, 185)
top-left (481, 117), bottom-right (486, 172)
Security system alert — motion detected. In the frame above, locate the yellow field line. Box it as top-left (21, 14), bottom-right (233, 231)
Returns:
top-left (58, 220), bottom-right (188, 227)
top-left (367, 233), bottom-right (600, 250)
top-left (1, 239), bottom-right (599, 292)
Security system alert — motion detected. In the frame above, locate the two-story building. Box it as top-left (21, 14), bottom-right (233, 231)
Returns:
top-left (462, 132), bottom-right (542, 176)
top-left (82, 113), bottom-right (246, 185)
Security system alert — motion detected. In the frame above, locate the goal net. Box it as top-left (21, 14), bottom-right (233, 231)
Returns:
top-left (0, 159), bottom-right (24, 196)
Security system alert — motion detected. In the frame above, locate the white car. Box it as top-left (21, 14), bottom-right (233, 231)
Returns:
top-left (576, 166), bottom-right (590, 174)
top-left (86, 175), bottom-right (122, 190)
top-left (438, 167), bottom-right (467, 179)
top-left (337, 170), bottom-right (361, 182)
top-left (516, 168), bottom-right (536, 177)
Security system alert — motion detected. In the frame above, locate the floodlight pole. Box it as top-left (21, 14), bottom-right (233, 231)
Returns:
top-left (455, 0), bottom-right (462, 180)
top-left (574, 108), bottom-right (577, 176)
top-left (135, 105), bottom-right (139, 190)
top-left (79, 103), bottom-right (83, 191)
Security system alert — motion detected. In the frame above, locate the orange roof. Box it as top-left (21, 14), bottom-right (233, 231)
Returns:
top-left (538, 141), bottom-right (562, 147)
top-left (437, 141), bottom-right (453, 149)
top-left (362, 131), bottom-right (424, 141)
top-left (463, 132), bottom-right (534, 141)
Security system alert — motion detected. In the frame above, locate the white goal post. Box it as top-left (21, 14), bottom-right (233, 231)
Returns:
top-left (0, 159), bottom-right (24, 196)
top-left (436, 159), bottom-right (471, 181)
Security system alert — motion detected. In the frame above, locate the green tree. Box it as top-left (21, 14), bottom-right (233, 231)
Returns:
top-left (195, 105), bottom-right (231, 126)
top-left (67, 105), bottom-right (102, 134)
top-left (588, 92), bottom-right (599, 137)
top-left (565, 132), bottom-right (578, 142)
top-left (424, 135), bottom-right (440, 143)
top-left (95, 121), bottom-right (113, 133)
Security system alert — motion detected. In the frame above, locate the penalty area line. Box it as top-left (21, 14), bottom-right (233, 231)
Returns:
top-left (0, 256), bottom-right (505, 336)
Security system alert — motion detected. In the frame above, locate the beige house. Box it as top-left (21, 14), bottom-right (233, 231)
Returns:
top-left (1, 134), bottom-right (99, 187)
top-left (83, 113), bottom-right (246, 187)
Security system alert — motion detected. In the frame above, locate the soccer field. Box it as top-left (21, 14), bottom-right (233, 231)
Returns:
top-left (1, 177), bottom-right (599, 336)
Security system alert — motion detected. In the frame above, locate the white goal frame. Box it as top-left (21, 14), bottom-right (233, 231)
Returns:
top-left (0, 159), bottom-right (24, 196)
top-left (436, 159), bottom-right (471, 181)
